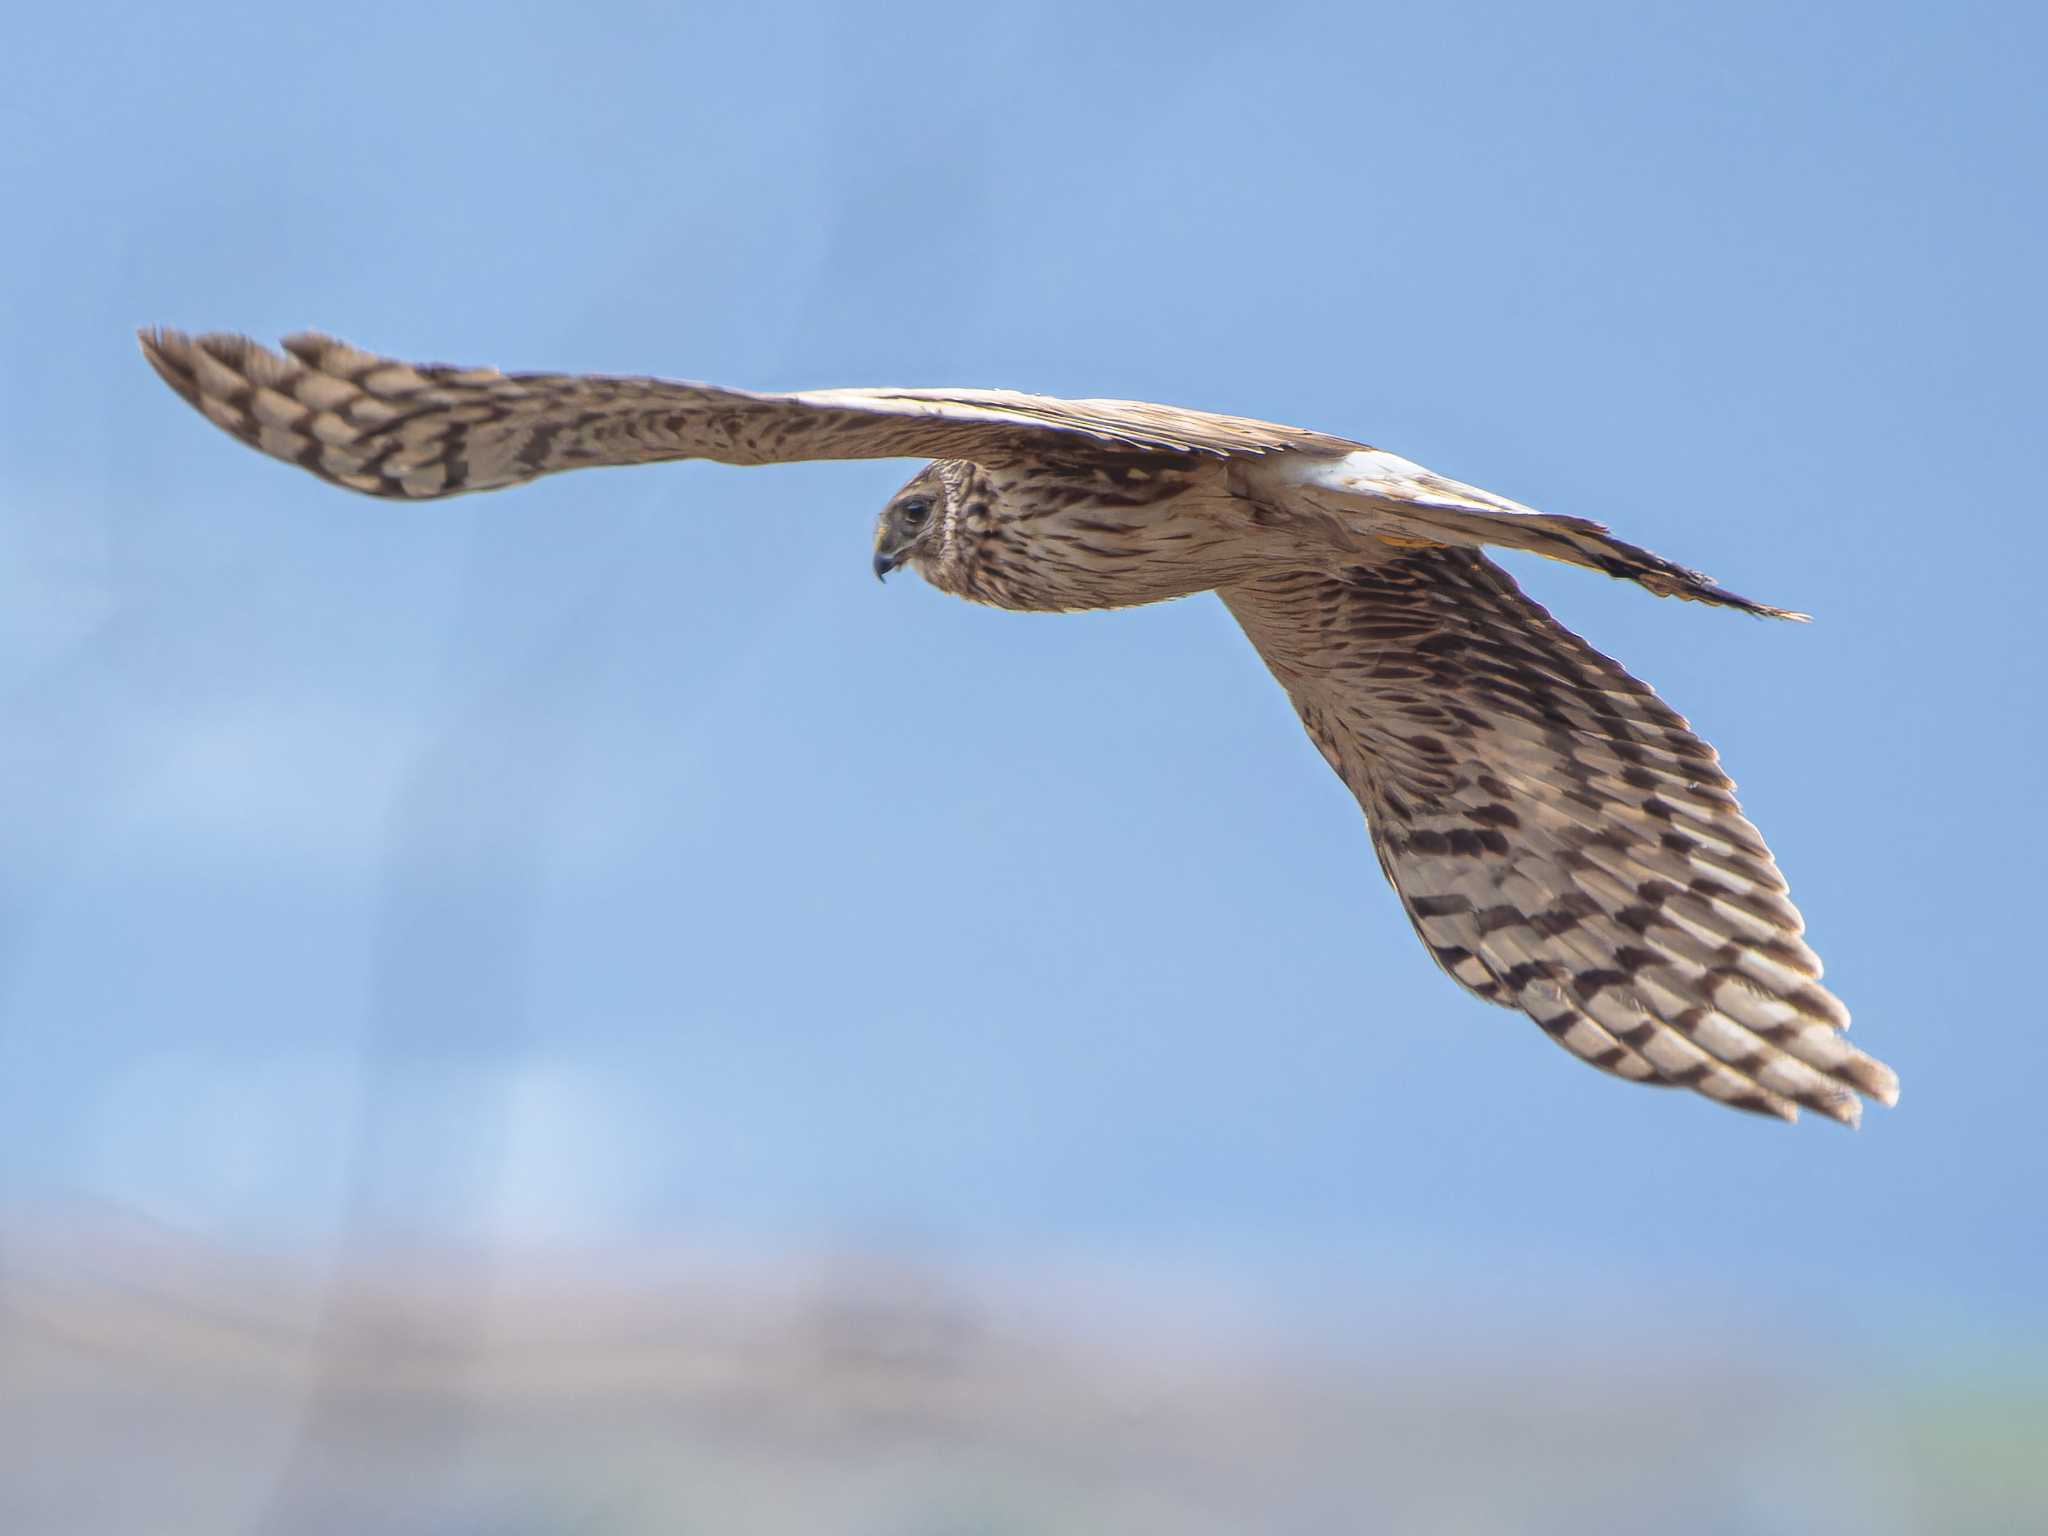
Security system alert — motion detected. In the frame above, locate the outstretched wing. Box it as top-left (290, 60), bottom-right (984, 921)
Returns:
top-left (138, 329), bottom-right (1359, 499)
top-left (1219, 549), bottom-right (1896, 1124)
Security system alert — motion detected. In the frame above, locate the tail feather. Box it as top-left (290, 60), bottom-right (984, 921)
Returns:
top-left (1510, 512), bottom-right (1809, 620)
top-left (1267, 448), bottom-right (1808, 619)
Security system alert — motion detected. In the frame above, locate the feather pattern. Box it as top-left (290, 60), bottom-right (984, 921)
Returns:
top-left (1220, 551), bottom-right (1896, 1122)
top-left (137, 329), bottom-right (1358, 499)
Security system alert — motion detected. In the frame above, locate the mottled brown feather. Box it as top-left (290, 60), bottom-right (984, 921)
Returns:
top-left (1221, 551), bottom-right (1897, 1124)
top-left (137, 329), bottom-right (1359, 500)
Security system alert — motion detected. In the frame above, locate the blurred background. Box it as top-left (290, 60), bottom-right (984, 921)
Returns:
top-left (3, 1), bottom-right (2043, 1530)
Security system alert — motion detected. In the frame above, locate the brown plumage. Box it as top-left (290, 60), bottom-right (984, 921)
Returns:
top-left (138, 328), bottom-right (1897, 1125)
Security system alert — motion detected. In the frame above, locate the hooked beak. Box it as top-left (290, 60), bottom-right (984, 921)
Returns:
top-left (873, 548), bottom-right (902, 582)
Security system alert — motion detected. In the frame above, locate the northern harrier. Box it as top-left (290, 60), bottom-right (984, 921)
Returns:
top-left (138, 329), bottom-right (1898, 1125)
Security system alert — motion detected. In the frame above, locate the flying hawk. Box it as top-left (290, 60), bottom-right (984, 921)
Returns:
top-left (138, 328), bottom-right (1898, 1125)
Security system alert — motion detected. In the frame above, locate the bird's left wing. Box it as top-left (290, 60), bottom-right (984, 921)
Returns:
top-left (139, 329), bottom-right (1359, 500)
top-left (1218, 548), bottom-right (1897, 1124)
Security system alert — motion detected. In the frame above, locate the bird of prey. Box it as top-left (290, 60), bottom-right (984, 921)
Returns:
top-left (138, 328), bottom-right (1898, 1126)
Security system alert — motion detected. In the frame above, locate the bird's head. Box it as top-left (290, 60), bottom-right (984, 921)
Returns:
top-left (872, 464), bottom-right (951, 584)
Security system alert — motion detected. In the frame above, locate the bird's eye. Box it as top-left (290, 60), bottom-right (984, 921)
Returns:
top-left (899, 497), bottom-right (931, 526)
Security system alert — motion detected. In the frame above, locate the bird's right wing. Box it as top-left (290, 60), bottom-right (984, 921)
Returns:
top-left (138, 329), bottom-right (1361, 499)
top-left (1218, 547), bottom-right (1896, 1124)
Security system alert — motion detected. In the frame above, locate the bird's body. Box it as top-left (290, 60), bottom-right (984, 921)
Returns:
top-left (909, 457), bottom-right (1261, 610)
top-left (139, 328), bottom-right (1898, 1125)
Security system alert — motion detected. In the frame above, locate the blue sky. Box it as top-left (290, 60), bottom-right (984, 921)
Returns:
top-left (2, 0), bottom-right (2043, 1364)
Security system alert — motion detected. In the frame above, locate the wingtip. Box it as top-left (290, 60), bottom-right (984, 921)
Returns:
top-left (136, 323), bottom-right (195, 360)
top-left (137, 325), bottom-right (202, 406)
top-left (1819, 1069), bottom-right (1898, 1127)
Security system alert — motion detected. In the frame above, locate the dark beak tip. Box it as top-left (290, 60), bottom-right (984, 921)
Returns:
top-left (873, 552), bottom-right (896, 582)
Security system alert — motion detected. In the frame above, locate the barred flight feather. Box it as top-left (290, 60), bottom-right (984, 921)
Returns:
top-left (1221, 551), bottom-right (1895, 1124)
